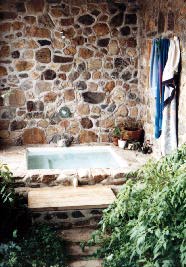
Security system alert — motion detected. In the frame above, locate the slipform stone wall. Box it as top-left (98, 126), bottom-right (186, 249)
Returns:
top-left (0, 0), bottom-right (142, 145)
top-left (138, 0), bottom-right (186, 154)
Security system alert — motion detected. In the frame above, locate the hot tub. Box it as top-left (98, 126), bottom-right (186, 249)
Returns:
top-left (26, 146), bottom-right (127, 170)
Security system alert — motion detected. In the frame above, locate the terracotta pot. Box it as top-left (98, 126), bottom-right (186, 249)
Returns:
top-left (112, 136), bottom-right (119, 146)
top-left (122, 128), bottom-right (143, 141)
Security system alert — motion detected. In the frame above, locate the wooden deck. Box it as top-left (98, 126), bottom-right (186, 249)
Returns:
top-left (28, 186), bottom-right (116, 211)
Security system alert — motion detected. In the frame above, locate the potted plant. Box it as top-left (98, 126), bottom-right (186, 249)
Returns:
top-left (112, 126), bottom-right (121, 146)
top-left (122, 127), bottom-right (143, 141)
top-left (112, 127), bottom-right (126, 148)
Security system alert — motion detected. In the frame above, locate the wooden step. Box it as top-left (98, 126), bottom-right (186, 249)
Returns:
top-left (69, 260), bottom-right (102, 267)
top-left (28, 185), bottom-right (115, 211)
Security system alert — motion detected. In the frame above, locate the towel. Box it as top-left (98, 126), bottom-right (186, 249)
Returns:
top-left (150, 38), bottom-right (170, 139)
top-left (161, 37), bottom-right (180, 155)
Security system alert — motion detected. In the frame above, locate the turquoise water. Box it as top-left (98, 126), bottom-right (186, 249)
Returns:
top-left (27, 150), bottom-right (122, 170)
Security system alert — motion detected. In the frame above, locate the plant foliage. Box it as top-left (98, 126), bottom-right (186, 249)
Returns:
top-left (0, 163), bottom-right (15, 207)
top-left (0, 224), bottom-right (67, 267)
top-left (87, 144), bottom-right (186, 267)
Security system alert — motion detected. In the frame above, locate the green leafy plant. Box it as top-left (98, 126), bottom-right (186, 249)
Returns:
top-left (0, 163), bottom-right (15, 207)
top-left (113, 127), bottom-right (121, 138)
top-left (86, 144), bottom-right (186, 267)
top-left (0, 224), bottom-right (67, 267)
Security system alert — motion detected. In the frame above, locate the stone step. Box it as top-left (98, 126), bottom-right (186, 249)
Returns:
top-left (66, 242), bottom-right (99, 257)
top-left (60, 227), bottom-right (96, 243)
top-left (69, 259), bottom-right (102, 267)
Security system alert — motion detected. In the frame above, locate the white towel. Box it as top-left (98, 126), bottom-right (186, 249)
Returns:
top-left (161, 37), bottom-right (180, 156)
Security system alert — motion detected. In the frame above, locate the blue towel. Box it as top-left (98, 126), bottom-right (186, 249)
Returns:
top-left (150, 38), bottom-right (170, 139)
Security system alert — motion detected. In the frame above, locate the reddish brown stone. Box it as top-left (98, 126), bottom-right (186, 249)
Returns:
top-left (79, 130), bottom-right (97, 143)
top-left (15, 60), bottom-right (34, 71)
top-left (36, 48), bottom-right (51, 63)
top-left (68, 71), bottom-right (80, 81)
top-left (12, 40), bottom-right (25, 49)
top-left (53, 55), bottom-right (73, 63)
top-left (81, 118), bottom-right (93, 129)
top-left (24, 16), bottom-right (36, 24)
top-left (64, 89), bottom-right (75, 101)
top-left (26, 26), bottom-right (51, 38)
top-left (104, 81), bottom-right (115, 92)
top-left (9, 89), bottom-right (26, 107)
top-left (92, 71), bottom-right (101, 79)
top-left (23, 128), bottom-right (46, 144)
top-left (0, 120), bottom-right (9, 130)
top-left (0, 22), bottom-right (11, 32)
top-left (58, 73), bottom-right (67, 80)
top-left (63, 27), bottom-right (75, 38)
top-left (0, 130), bottom-right (10, 140)
top-left (26, 0), bottom-right (44, 13)
top-left (44, 92), bottom-right (57, 102)
top-left (61, 17), bottom-right (74, 26)
top-left (82, 92), bottom-right (105, 104)
top-left (99, 118), bottom-right (115, 128)
top-left (0, 45), bottom-right (10, 58)
top-left (0, 66), bottom-right (7, 77)
top-left (88, 58), bottom-right (102, 70)
top-left (50, 7), bottom-right (64, 17)
top-left (27, 40), bottom-right (39, 49)
top-left (42, 69), bottom-right (56, 80)
top-left (27, 100), bottom-right (44, 112)
top-left (10, 120), bottom-right (27, 131)
top-left (60, 120), bottom-right (70, 129)
top-left (64, 46), bottom-right (77, 56)
top-left (78, 48), bottom-right (94, 59)
top-left (12, 21), bottom-right (24, 31)
top-left (93, 23), bottom-right (109, 36)
top-left (52, 38), bottom-right (65, 49)
top-left (71, 7), bottom-right (80, 16)
top-left (72, 36), bottom-right (85, 46)
top-left (38, 14), bottom-right (54, 28)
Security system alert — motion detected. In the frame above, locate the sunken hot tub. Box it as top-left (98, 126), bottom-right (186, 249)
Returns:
top-left (0, 145), bottom-right (151, 187)
top-left (26, 146), bottom-right (126, 170)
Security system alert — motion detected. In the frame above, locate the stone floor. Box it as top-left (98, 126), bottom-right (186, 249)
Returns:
top-left (0, 143), bottom-right (153, 187)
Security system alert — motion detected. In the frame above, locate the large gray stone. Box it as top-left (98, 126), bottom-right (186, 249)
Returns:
top-left (82, 92), bottom-right (105, 104)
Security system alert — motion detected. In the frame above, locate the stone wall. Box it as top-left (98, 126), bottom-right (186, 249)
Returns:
top-left (138, 0), bottom-right (186, 154)
top-left (0, 0), bottom-right (142, 145)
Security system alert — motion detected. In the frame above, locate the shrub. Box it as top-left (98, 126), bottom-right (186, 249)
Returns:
top-left (87, 144), bottom-right (186, 267)
top-left (0, 163), bottom-right (15, 207)
top-left (0, 225), bottom-right (67, 267)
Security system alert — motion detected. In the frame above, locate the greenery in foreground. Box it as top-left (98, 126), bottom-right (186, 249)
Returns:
top-left (0, 164), bottom-right (67, 267)
top-left (0, 224), bottom-right (66, 267)
top-left (86, 144), bottom-right (186, 267)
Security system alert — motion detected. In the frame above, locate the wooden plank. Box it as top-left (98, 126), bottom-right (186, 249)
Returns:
top-left (28, 186), bottom-right (116, 211)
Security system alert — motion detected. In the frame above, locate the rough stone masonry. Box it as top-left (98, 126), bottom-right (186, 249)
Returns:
top-left (0, 0), bottom-right (143, 145)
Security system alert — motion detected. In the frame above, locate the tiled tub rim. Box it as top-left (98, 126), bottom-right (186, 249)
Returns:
top-left (23, 145), bottom-right (134, 186)
top-left (0, 143), bottom-right (152, 186)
